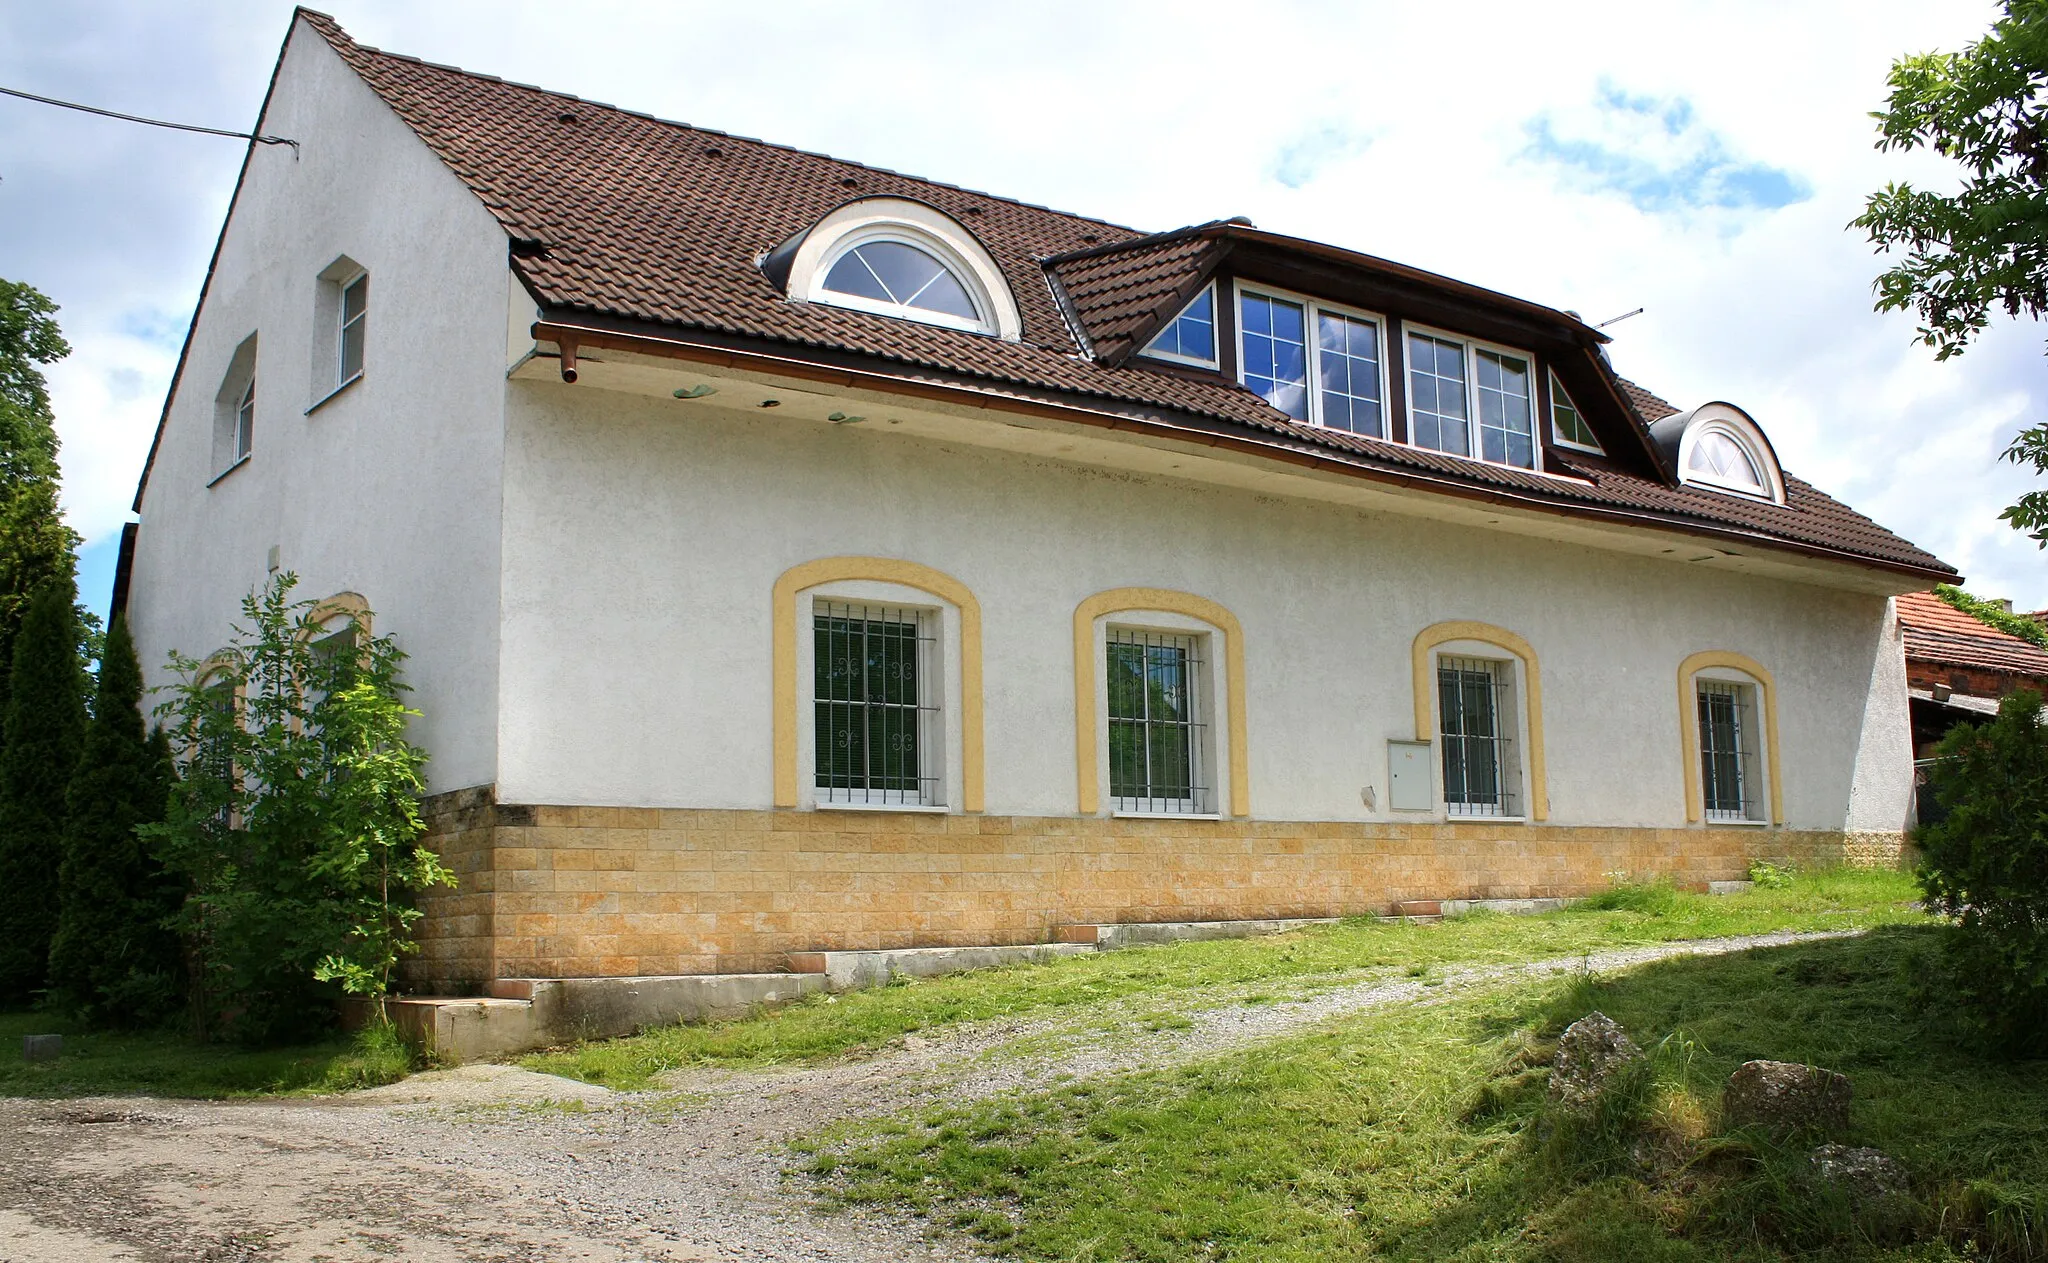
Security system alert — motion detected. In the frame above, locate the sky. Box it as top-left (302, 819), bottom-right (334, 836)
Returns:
top-left (1, 1), bottom-right (2041, 623)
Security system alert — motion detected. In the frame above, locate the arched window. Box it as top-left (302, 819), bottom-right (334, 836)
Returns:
top-left (1686, 427), bottom-right (1765, 494)
top-left (766, 197), bottom-right (1023, 340)
top-left (1650, 403), bottom-right (1786, 504)
top-left (820, 239), bottom-right (981, 325)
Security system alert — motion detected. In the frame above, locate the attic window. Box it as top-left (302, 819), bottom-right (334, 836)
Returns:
top-left (1687, 430), bottom-right (1765, 493)
top-left (1138, 283), bottom-right (1217, 367)
top-left (1549, 373), bottom-right (1602, 453)
top-left (821, 239), bottom-right (982, 326)
top-left (773, 198), bottom-right (1022, 340)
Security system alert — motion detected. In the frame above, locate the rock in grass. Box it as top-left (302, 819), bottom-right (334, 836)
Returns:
top-left (1722, 1060), bottom-right (1851, 1137)
top-left (1548, 1012), bottom-right (1642, 1110)
top-left (21, 1034), bottom-right (61, 1062)
top-left (1809, 1144), bottom-right (1909, 1203)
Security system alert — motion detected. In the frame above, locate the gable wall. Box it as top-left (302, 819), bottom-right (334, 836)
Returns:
top-left (493, 378), bottom-right (1912, 834)
top-left (125, 22), bottom-right (509, 790)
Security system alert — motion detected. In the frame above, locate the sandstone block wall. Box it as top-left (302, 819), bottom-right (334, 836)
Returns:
top-left (408, 787), bottom-right (1902, 992)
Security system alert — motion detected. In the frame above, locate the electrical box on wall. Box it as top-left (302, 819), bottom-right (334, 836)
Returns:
top-left (1388, 740), bottom-right (1433, 812)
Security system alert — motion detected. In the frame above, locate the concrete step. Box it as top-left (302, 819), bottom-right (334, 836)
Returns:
top-left (789, 943), bottom-right (1094, 992)
top-left (1057, 916), bottom-right (1342, 948)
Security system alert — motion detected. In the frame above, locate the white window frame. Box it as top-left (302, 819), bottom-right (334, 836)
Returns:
top-left (1693, 668), bottom-right (1769, 825)
top-left (1103, 624), bottom-right (1213, 816)
top-left (337, 270), bottom-right (368, 387)
top-left (1428, 644), bottom-right (1533, 823)
top-left (812, 227), bottom-right (995, 335)
top-left (211, 331), bottom-right (259, 480)
top-left (1091, 609), bottom-right (1227, 820)
top-left (234, 376), bottom-right (256, 463)
top-left (1138, 281), bottom-right (1221, 368)
top-left (797, 580), bottom-right (961, 812)
top-left (1403, 322), bottom-right (1545, 473)
top-left (1232, 279), bottom-right (1391, 439)
top-left (1679, 420), bottom-right (1779, 501)
top-left (1547, 370), bottom-right (1603, 454)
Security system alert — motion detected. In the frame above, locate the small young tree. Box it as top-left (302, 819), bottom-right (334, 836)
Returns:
top-left (0, 581), bottom-right (87, 1004)
top-left (47, 615), bottom-right (181, 1026)
top-left (1916, 687), bottom-right (2048, 1053)
top-left (148, 574), bottom-right (448, 1041)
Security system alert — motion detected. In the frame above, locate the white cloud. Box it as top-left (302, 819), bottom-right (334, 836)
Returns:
top-left (3, 0), bottom-right (2038, 608)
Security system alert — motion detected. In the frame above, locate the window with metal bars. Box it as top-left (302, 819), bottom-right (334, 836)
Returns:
top-left (1697, 679), bottom-right (1763, 821)
top-left (1106, 628), bottom-right (1211, 814)
top-left (813, 601), bottom-right (941, 806)
top-left (1438, 656), bottom-right (1520, 817)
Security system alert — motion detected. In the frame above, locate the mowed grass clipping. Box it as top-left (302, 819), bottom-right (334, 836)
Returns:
top-left (0, 1010), bottom-right (420, 1098)
top-left (806, 926), bottom-right (2048, 1262)
top-left (526, 868), bottom-right (1924, 1087)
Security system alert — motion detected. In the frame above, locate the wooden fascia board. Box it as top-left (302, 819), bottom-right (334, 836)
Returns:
top-left (530, 317), bottom-right (1956, 586)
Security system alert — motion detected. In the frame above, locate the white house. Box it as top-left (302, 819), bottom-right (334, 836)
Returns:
top-left (122, 10), bottom-right (1953, 991)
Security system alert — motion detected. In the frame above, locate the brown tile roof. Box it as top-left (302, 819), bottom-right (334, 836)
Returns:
top-left (1045, 226), bottom-right (1233, 363)
top-left (263, 12), bottom-right (1955, 581)
top-left (1898, 592), bottom-right (2048, 677)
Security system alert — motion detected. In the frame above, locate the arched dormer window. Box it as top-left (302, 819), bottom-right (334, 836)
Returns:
top-left (764, 197), bottom-right (1022, 340)
top-left (1647, 402), bottom-right (1786, 504)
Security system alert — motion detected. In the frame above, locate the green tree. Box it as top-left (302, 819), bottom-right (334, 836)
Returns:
top-left (1854, 1), bottom-right (2048, 545)
top-left (0, 280), bottom-right (85, 713)
top-left (47, 615), bottom-right (181, 1026)
top-left (148, 574), bottom-right (448, 1042)
top-left (0, 581), bottom-right (88, 1003)
top-left (1916, 688), bottom-right (2048, 1052)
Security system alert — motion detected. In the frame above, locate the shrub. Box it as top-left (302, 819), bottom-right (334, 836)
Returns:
top-left (1915, 687), bottom-right (2048, 1053)
top-left (146, 574), bottom-right (449, 1043)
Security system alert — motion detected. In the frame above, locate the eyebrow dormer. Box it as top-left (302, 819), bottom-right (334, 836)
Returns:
top-left (763, 197), bottom-right (1022, 341)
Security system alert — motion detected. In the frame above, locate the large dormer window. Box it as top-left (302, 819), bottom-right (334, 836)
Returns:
top-left (1406, 328), bottom-right (1537, 469)
top-left (1233, 283), bottom-right (1385, 437)
top-left (821, 238), bottom-right (982, 327)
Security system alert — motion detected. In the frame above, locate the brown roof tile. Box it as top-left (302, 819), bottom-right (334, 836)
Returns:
top-left (265, 12), bottom-right (1957, 581)
top-left (1898, 592), bottom-right (2048, 676)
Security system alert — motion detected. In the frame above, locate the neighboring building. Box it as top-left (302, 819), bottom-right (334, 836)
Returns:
top-left (123, 11), bottom-right (1957, 992)
top-left (1897, 591), bottom-right (2048, 757)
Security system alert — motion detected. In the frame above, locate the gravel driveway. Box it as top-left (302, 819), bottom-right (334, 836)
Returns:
top-left (0, 929), bottom-right (1852, 1261)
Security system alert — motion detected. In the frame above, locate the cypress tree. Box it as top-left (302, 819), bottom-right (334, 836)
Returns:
top-left (48, 616), bottom-right (180, 1024)
top-left (0, 580), bottom-right (86, 1003)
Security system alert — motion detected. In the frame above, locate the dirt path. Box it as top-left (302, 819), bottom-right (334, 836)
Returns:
top-left (0, 929), bottom-right (1852, 1262)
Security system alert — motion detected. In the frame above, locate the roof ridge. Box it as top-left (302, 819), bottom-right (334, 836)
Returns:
top-left (295, 8), bottom-right (1148, 241)
top-left (1042, 217), bottom-right (1253, 265)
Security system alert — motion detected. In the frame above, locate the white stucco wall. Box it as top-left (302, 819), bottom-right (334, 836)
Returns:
top-left (126, 21), bottom-right (508, 792)
top-left (496, 380), bottom-right (1912, 831)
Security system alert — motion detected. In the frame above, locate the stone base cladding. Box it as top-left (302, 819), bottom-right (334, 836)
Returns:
top-left (406, 787), bottom-right (1905, 991)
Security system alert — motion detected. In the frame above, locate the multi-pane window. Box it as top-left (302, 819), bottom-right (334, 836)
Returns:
top-left (1317, 311), bottom-right (1383, 436)
top-left (822, 239), bottom-right (981, 325)
top-left (339, 273), bottom-right (368, 384)
top-left (1408, 332), bottom-right (1471, 457)
top-left (1686, 430), bottom-right (1766, 494)
top-left (234, 377), bottom-right (255, 463)
top-left (1141, 284), bottom-right (1217, 365)
top-left (1474, 349), bottom-right (1535, 467)
top-left (1438, 656), bottom-right (1519, 817)
top-left (1549, 372), bottom-right (1602, 452)
top-left (1408, 331), bottom-right (1540, 470)
top-left (1697, 680), bottom-right (1762, 822)
top-left (1239, 291), bottom-right (1309, 421)
top-left (1106, 628), bottom-right (1210, 814)
top-left (813, 602), bottom-right (940, 806)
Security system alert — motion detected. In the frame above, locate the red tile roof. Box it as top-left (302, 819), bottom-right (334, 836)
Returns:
top-left (172, 11), bottom-right (1951, 582)
top-left (1897, 591), bottom-right (2048, 677)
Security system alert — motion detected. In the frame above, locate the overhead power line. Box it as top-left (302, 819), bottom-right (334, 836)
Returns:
top-left (0, 84), bottom-right (296, 151)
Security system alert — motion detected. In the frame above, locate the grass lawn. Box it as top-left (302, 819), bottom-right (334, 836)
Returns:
top-left (526, 868), bottom-right (1926, 1087)
top-left (807, 926), bottom-right (2046, 1261)
top-left (0, 1009), bottom-right (417, 1098)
